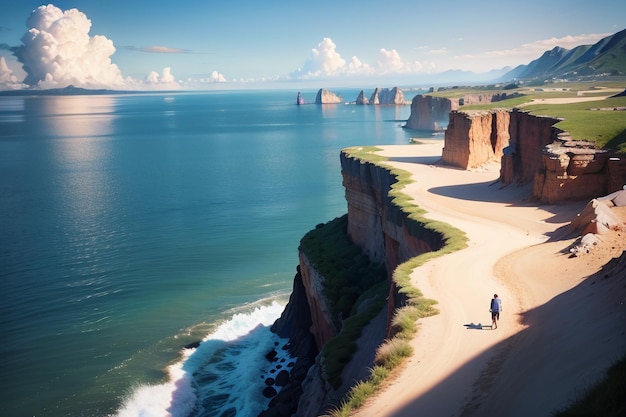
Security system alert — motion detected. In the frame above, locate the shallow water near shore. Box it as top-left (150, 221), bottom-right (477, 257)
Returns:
top-left (0, 88), bottom-right (431, 417)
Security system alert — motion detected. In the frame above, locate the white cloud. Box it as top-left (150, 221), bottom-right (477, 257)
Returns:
top-left (14, 5), bottom-right (128, 89)
top-left (207, 70), bottom-right (226, 82)
top-left (0, 56), bottom-right (26, 89)
top-left (143, 67), bottom-right (181, 90)
top-left (9, 4), bottom-right (181, 91)
top-left (453, 33), bottom-right (611, 71)
top-left (290, 38), bottom-right (424, 80)
top-left (296, 37), bottom-right (346, 77)
top-left (137, 46), bottom-right (190, 54)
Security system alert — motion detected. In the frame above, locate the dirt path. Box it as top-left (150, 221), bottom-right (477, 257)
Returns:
top-left (350, 142), bottom-right (626, 417)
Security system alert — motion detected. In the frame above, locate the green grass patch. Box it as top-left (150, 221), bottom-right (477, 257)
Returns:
top-left (524, 96), bottom-right (626, 151)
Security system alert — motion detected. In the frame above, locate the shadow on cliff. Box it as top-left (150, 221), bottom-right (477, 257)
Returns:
top-left (377, 255), bottom-right (626, 417)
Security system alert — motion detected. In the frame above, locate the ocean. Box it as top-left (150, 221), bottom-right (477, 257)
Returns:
top-left (0, 89), bottom-right (427, 417)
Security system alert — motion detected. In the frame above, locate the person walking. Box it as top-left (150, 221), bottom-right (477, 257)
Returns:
top-left (490, 294), bottom-right (502, 329)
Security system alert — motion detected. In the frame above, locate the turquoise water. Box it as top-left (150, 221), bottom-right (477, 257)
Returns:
top-left (0, 89), bottom-right (426, 417)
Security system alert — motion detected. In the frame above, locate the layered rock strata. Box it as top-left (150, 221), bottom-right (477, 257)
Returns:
top-left (440, 107), bottom-right (625, 203)
top-left (404, 93), bottom-right (511, 131)
top-left (442, 109), bottom-right (510, 168)
top-left (264, 152), bottom-right (447, 416)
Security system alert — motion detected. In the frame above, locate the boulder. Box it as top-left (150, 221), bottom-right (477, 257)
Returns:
top-left (570, 198), bottom-right (625, 235)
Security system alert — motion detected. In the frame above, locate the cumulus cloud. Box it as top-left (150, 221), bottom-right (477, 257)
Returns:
top-left (13, 4), bottom-right (128, 89)
top-left (10, 4), bottom-right (180, 90)
top-left (290, 37), bottom-right (424, 80)
top-left (0, 56), bottom-right (26, 89)
top-left (206, 70), bottom-right (227, 82)
top-left (142, 67), bottom-right (185, 90)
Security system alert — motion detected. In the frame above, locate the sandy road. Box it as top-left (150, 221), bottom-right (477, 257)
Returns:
top-left (350, 142), bottom-right (626, 417)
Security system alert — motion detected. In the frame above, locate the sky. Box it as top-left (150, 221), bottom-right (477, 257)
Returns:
top-left (0, 0), bottom-right (624, 91)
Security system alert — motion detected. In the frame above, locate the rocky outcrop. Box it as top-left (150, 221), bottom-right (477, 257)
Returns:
top-left (404, 93), bottom-right (513, 131)
top-left (315, 89), bottom-right (342, 104)
top-left (442, 109), bottom-right (510, 168)
top-left (404, 95), bottom-right (457, 131)
top-left (570, 195), bottom-right (626, 235)
top-left (532, 137), bottom-right (614, 203)
top-left (568, 190), bottom-right (626, 256)
top-left (296, 92), bottom-right (305, 105)
top-left (355, 90), bottom-right (368, 105)
top-left (458, 93), bottom-right (511, 106)
top-left (440, 107), bottom-right (626, 203)
top-left (262, 266), bottom-right (319, 417)
top-left (369, 87), bottom-right (405, 105)
top-left (501, 108), bottom-right (562, 186)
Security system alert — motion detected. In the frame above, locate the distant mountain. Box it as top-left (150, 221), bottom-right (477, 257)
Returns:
top-left (501, 28), bottom-right (626, 82)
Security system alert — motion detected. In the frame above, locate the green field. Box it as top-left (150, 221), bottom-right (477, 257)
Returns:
top-left (434, 81), bottom-right (626, 153)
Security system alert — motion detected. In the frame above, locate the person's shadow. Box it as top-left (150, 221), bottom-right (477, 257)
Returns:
top-left (463, 322), bottom-right (494, 330)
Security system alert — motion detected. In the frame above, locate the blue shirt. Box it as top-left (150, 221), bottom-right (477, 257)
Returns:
top-left (491, 298), bottom-right (502, 312)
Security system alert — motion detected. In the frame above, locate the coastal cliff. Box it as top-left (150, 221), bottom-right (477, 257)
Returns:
top-left (264, 151), bottom-right (450, 416)
top-left (441, 108), bottom-right (626, 203)
top-left (404, 93), bottom-right (511, 131)
top-left (404, 95), bottom-right (455, 131)
top-left (441, 109), bottom-right (510, 168)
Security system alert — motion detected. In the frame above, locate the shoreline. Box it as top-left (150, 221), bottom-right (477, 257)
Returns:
top-left (351, 141), bottom-right (626, 417)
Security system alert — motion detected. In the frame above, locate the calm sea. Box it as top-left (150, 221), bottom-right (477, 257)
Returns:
top-left (0, 89), bottom-right (427, 417)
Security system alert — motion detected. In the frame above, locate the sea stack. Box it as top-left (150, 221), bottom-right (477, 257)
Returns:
top-left (315, 89), bottom-right (342, 104)
top-left (355, 90), bottom-right (368, 105)
top-left (296, 92), bottom-right (305, 105)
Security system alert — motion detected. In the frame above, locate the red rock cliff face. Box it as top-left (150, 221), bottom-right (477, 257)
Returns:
top-left (442, 109), bottom-right (510, 169)
top-left (442, 108), bottom-right (626, 203)
top-left (404, 94), bottom-right (512, 132)
top-left (297, 253), bottom-right (338, 351)
top-left (501, 108), bottom-right (561, 186)
top-left (340, 151), bottom-right (446, 317)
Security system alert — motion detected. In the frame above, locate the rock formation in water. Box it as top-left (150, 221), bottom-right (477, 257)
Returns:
top-left (296, 92), bottom-right (305, 105)
top-left (368, 87), bottom-right (405, 105)
top-left (315, 89), bottom-right (342, 104)
top-left (355, 90), bottom-right (368, 105)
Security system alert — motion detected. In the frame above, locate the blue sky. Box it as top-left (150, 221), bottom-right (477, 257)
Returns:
top-left (0, 0), bottom-right (624, 90)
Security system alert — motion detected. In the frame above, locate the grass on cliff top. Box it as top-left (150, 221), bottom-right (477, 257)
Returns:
top-left (452, 89), bottom-right (626, 153)
top-left (325, 147), bottom-right (468, 416)
top-left (523, 96), bottom-right (626, 152)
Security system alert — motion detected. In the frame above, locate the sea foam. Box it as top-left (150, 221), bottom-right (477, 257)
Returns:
top-left (115, 301), bottom-right (290, 417)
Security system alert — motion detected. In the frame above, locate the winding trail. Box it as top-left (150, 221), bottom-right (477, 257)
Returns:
top-left (350, 142), bottom-right (626, 417)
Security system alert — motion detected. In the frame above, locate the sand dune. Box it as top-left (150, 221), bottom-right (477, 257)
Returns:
top-left (351, 141), bottom-right (626, 417)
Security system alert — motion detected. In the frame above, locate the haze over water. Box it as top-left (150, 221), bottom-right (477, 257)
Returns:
top-left (0, 89), bottom-right (427, 417)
